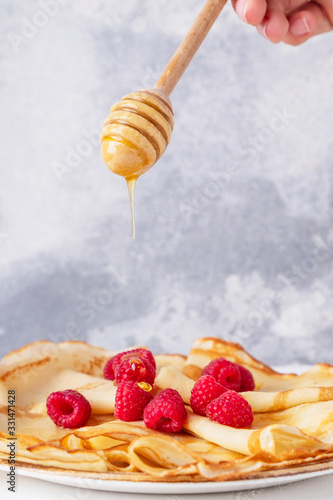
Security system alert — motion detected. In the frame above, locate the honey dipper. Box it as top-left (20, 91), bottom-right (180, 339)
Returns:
top-left (101, 0), bottom-right (227, 237)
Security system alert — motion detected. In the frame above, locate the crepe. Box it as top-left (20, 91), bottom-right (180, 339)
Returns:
top-left (1, 338), bottom-right (333, 482)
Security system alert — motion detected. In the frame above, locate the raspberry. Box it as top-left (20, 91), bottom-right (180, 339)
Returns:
top-left (103, 358), bottom-right (116, 380)
top-left (46, 390), bottom-right (91, 428)
top-left (202, 358), bottom-right (241, 392)
top-left (115, 356), bottom-right (155, 385)
top-left (114, 381), bottom-right (153, 422)
top-left (104, 348), bottom-right (156, 381)
top-left (238, 365), bottom-right (255, 392)
top-left (190, 375), bottom-right (227, 416)
top-left (206, 390), bottom-right (254, 428)
top-left (144, 388), bottom-right (187, 433)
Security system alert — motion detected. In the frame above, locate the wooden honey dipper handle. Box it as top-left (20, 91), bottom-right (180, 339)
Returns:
top-left (155, 0), bottom-right (227, 96)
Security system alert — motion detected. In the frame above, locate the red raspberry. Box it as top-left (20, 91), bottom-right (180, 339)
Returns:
top-left (190, 375), bottom-right (227, 416)
top-left (114, 381), bottom-right (153, 422)
top-left (46, 390), bottom-right (91, 428)
top-left (202, 358), bottom-right (241, 392)
top-left (115, 357), bottom-right (155, 385)
top-left (206, 390), bottom-right (253, 428)
top-left (104, 348), bottom-right (156, 381)
top-left (103, 358), bottom-right (116, 380)
top-left (144, 388), bottom-right (187, 432)
top-left (238, 365), bottom-right (255, 391)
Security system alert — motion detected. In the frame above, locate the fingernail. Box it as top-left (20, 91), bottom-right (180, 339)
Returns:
top-left (243, 2), bottom-right (249, 22)
top-left (262, 17), bottom-right (269, 39)
top-left (290, 16), bottom-right (310, 36)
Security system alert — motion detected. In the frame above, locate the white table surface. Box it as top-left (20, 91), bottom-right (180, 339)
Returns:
top-left (2, 470), bottom-right (333, 500)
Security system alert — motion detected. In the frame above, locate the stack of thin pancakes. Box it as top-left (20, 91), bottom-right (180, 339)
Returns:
top-left (1, 337), bottom-right (333, 482)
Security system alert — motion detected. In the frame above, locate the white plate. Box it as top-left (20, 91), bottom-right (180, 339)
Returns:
top-left (1, 463), bottom-right (333, 494)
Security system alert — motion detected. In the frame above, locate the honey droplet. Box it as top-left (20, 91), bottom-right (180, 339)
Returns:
top-left (130, 357), bottom-right (142, 368)
top-left (137, 381), bottom-right (152, 392)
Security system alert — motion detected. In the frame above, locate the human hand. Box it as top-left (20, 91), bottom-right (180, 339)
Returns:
top-left (232, 0), bottom-right (333, 45)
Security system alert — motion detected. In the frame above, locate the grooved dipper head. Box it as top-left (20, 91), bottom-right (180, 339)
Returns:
top-left (101, 88), bottom-right (174, 179)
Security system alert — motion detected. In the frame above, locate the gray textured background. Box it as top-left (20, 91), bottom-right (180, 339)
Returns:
top-left (1, 0), bottom-right (333, 365)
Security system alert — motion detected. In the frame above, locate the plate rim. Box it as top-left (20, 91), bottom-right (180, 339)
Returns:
top-left (1, 461), bottom-right (333, 494)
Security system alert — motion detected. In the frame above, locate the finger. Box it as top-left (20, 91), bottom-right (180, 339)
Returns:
top-left (256, 0), bottom-right (290, 43)
top-left (231, 0), bottom-right (267, 25)
top-left (285, 0), bottom-right (315, 14)
top-left (283, 2), bottom-right (333, 45)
